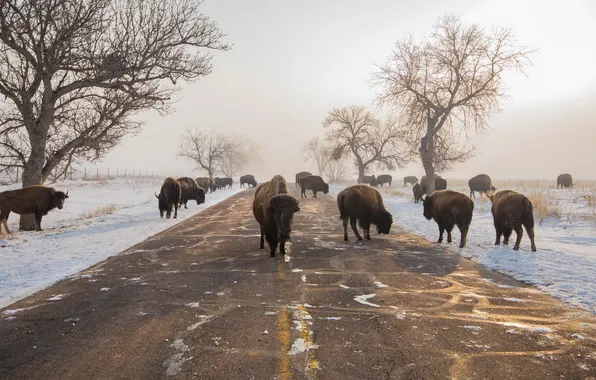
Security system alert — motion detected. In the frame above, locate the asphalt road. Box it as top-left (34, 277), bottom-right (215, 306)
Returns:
top-left (1, 186), bottom-right (596, 380)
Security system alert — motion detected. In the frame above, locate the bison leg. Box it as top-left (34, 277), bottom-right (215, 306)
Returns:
top-left (364, 225), bottom-right (371, 240)
top-left (301, 187), bottom-right (306, 199)
top-left (1, 217), bottom-right (10, 235)
top-left (280, 240), bottom-right (286, 255)
top-left (494, 224), bottom-right (502, 245)
top-left (502, 227), bottom-right (513, 245)
top-left (173, 203), bottom-right (178, 219)
top-left (313, 190), bottom-right (318, 199)
top-left (259, 227), bottom-right (265, 249)
top-left (35, 212), bottom-right (43, 231)
top-left (350, 217), bottom-right (362, 241)
top-left (445, 225), bottom-right (453, 243)
top-left (437, 226), bottom-right (444, 243)
top-left (512, 227), bottom-right (524, 251)
top-left (526, 225), bottom-right (537, 252)
top-left (458, 224), bottom-right (469, 248)
top-left (342, 217), bottom-right (349, 241)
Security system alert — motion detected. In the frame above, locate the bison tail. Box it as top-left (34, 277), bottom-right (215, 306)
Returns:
top-left (523, 197), bottom-right (535, 229)
top-left (337, 192), bottom-right (346, 219)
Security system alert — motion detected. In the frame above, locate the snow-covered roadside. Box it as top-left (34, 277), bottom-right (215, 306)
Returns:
top-left (0, 178), bottom-right (242, 308)
top-left (330, 184), bottom-right (596, 314)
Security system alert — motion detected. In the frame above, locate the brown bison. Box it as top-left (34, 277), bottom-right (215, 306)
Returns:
top-left (195, 177), bottom-right (211, 193)
top-left (422, 190), bottom-right (474, 248)
top-left (358, 175), bottom-right (377, 186)
top-left (403, 176), bottom-right (418, 186)
top-left (0, 186), bottom-right (69, 233)
top-left (177, 177), bottom-right (206, 209)
top-left (376, 174), bottom-right (392, 187)
top-left (240, 174), bottom-right (257, 188)
top-left (221, 177), bottom-right (233, 189)
top-left (155, 177), bottom-right (181, 219)
top-left (468, 174), bottom-right (496, 198)
top-left (337, 185), bottom-right (393, 241)
top-left (413, 183), bottom-right (423, 203)
top-left (213, 177), bottom-right (223, 191)
top-left (421, 177), bottom-right (447, 194)
top-left (489, 190), bottom-right (536, 251)
top-left (557, 173), bottom-right (573, 189)
top-left (253, 175), bottom-right (300, 257)
top-left (299, 175), bottom-right (329, 199)
top-left (295, 171), bottom-right (312, 187)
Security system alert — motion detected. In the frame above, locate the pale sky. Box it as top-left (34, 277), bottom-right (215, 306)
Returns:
top-left (100, 0), bottom-right (596, 181)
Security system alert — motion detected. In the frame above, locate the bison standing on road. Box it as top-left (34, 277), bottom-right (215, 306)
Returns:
top-left (295, 171), bottom-right (312, 187)
top-left (337, 185), bottom-right (393, 241)
top-left (421, 177), bottom-right (447, 194)
top-left (468, 174), bottom-right (496, 198)
top-left (195, 177), bottom-right (211, 193)
top-left (177, 177), bottom-right (206, 209)
top-left (557, 173), bottom-right (573, 189)
top-left (240, 174), bottom-right (257, 188)
top-left (298, 175), bottom-right (329, 199)
top-left (221, 177), bottom-right (233, 189)
top-left (0, 186), bottom-right (69, 234)
top-left (376, 174), bottom-right (392, 187)
top-left (358, 175), bottom-right (377, 187)
top-left (253, 175), bottom-right (300, 257)
top-left (422, 190), bottom-right (474, 248)
top-left (156, 177), bottom-right (181, 219)
top-left (413, 183), bottom-right (423, 203)
top-left (489, 190), bottom-right (536, 251)
top-left (403, 176), bottom-right (418, 186)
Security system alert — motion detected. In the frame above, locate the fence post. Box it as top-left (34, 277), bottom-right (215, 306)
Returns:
top-left (96, 168), bottom-right (99, 180)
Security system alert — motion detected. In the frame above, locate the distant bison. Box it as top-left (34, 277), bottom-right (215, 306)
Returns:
top-left (422, 190), bottom-right (474, 248)
top-left (403, 176), bottom-right (418, 186)
top-left (177, 177), bottom-right (205, 209)
top-left (376, 174), bottom-right (392, 187)
top-left (337, 184), bottom-right (393, 241)
top-left (253, 175), bottom-right (300, 257)
top-left (240, 174), bottom-right (257, 188)
top-left (221, 177), bottom-right (233, 189)
top-left (155, 177), bottom-right (181, 219)
top-left (421, 177), bottom-right (447, 194)
top-left (0, 186), bottom-right (69, 233)
top-left (468, 174), bottom-right (496, 198)
top-left (213, 177), bottom-right (223, 191)
top-left (557, 173), bottom-right (573, 189)
top-left (195, 177), bottom-right (211, 193)
top-left (413, 183), bottom-right (423, 203)
top-left (489, 190), bottom-right (536, 251)
top-left (295, 171), bottom-right (312, 187)
top-left (358, 175), bottom-right (377, 186)
top-left (299, 175), bottom-right (329, 199)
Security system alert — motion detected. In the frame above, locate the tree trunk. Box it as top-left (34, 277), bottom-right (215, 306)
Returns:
top-left (357, 164), bottom-right (365, 183)
top-left (419, 132), bottom-right (436, 194)
top-left (19, 155), bottom-right (44, 231)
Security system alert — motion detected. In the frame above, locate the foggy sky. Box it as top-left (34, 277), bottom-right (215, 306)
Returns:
top-left (99, 0), bottom-right (596, 181)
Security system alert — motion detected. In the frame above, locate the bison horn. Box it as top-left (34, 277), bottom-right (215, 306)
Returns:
top-left (155, 192), bottom-right (159, 199)
top-left (65, 190), bottom-right (69, 198)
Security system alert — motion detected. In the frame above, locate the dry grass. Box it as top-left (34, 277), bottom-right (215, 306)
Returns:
top-left (84, 204), bottom-right (117, 219)
top-left (527, 191), bottom-right (560, 224)
top-left (389, 190), bottom-right (405, 197)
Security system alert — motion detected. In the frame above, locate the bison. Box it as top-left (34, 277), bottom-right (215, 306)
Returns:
top-left (376, 174), bottom-right (392, 187)
top-left (358, 175), bottom-right (377, 186)
top-left (422, 190), bottom-right (474, 248)
top-left (0, 186), bottom-right (69, 234)
top-left (337, 185), bottom-right (393, 241)
top-left (213, 177), bottom-right (223, 191)
top-left (253, 175), bottom-right (300, 257)
top-left (177, 177), bottom-right (206, 209)
top-left (195, 177), bottom-right (211, 193)
top-left (489, 190), bottom-right (536, 251)
top-left (557, 173), bottom-right (573, 189)
top-left (468, 174), bottom-right (496, 198)
top-left (413, 183), bottom-right (423, 203)
top-left (299, 175), bottom-right (329, 199)
top-left (240, 174), bottom-right (257, 188)
top-left (403, 176), bottom-right (418, 186)
top-left (295, 171), bottom-right (312, 187)
top-left (221, 177), bottom-right (233, 189)
top-left (421, 177), bottom-right (447, 194)
top-left (155, 177), bottom-right (181, 219)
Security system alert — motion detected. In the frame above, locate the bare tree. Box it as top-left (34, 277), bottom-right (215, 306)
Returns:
top-left (179, 129), bottom-right (235, 178)
top-left (219, 136), bottom-right (263, 178)
top-left (323, 105), bottom-right (409, 181)
top-left (324, 156), bottom-right (351, 182)
top-left (301, 136), bottom-right (332, 176)
top-left (373, 14), bottom-right (533, 193)
top-left (0, 0), bottom-right (229, 230)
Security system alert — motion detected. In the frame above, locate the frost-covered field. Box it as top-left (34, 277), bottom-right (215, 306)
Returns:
top-left (331, 183), bottom-right (596, 314)
top-left (0, 178), bottom-right (241, 308)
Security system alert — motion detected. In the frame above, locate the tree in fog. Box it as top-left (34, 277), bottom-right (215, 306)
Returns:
top-left (324, 156), bottom-right (351, 182)
top-left (323, 105), bottom-right (409, 182)
top-left (218, 136), bottom-right (263, 178)
top-left (301, 136), bottom-right (332, 176)
top-left (0, 0), bottom-right (229, 230)
top-left (373, 14), bottom-right (533, 193)
top-left (179, 129), bottom-right (236, 178)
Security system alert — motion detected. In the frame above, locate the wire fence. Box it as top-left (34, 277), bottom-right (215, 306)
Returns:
top-left (4, 167), bottom-right (191, 184)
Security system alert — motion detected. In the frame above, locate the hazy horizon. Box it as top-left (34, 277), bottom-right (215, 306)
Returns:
top-left (95, 0), bottom-right (596, 182)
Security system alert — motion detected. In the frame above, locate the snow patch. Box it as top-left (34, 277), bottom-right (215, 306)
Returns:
top-left (47, 294), bottom-right (65, 301)
top-left (163, 339), bottom-right (190, 377)
top-left (374, 281), bottom-right (389, 288)
top-left (187, 315), bottom-right (213, 331)
top-left (503, 297), bottom-right (523, 302)
top-left (499, 322), bottom-right (553, 333)
top-left (185, 302), bottom-right (200, 309)
top-left (289, 338), bottom-right (319, 355)
top-left (354, 294), bottom-right (380, 308)
top-left (292, 269), bottom-right (303, 273)
top-left (462, 326), bottom-right (482, 331)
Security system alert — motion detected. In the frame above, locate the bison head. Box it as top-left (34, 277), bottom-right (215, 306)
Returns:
top-left (422, 195), bottom-right (434, 220)
top-left (51, 190), bottom-right (69, 210)
top-left (322, 183), bottom-right (329, 195)
top-left (374, 210), bottom-right (393, 235)
top-left (156, 192), bottom-right (171, 218)
top-left (268, 194), bottom-right (300, 242)
top-left (197, 187), bottom-right (206, 205)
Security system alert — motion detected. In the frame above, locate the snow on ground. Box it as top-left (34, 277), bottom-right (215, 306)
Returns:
top-left (0, 178), bottom-right (241, 308)
top-left (331, 184), bottom-right (596, 314)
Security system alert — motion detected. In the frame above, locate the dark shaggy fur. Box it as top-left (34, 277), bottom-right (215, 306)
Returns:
top-left (221, 177), bottom-right (233, 189)
top-left (376, 174), bottom-right (392, 187)
top-left (557, 173), bottom-right (573, 189)
top-left (337, 184), bottom-right (393, 241)
top-left (177, 177), bottom-right (206, 208)
top-left (195, 177), bottom-right (211, 193)
top-left (299, 175), bottom-right (329, 199)
top-left (403, 176), bottom-right (418, 186)
top-left (358, 175), bottom-right (377, 187)
top-left (252, 175), bottom-right (300, 257)
top-left (156, 177), bottom-right (181, 219)
top-left (468, 174), bottom-right (496, 198)
top-left (240, 174), bottom-right (257, 188)
top-left (413, 183), bottom-right (423, 203)
top-left (422, 190), bottom-right (474, 248)
top-left (489, 190), bottom-right (536, 251)
top-left (295, 171), bottom-right (312, 187)
top-left (421, 177), bottom-right (447, 194)
top-left (0, 186), bottom-right (69, 233)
